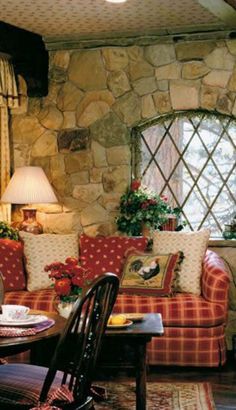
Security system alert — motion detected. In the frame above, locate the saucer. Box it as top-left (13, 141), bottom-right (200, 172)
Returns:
top-left (0, 315), bottom-right (32, 322)
top-left (0, 314), bottom-right (48, 327)
top-left (107, 319), bottom-right (133, 329)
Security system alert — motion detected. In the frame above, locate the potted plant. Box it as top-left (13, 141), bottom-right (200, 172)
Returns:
top-left (116, 180), bottom-right (182, 237)
top-left (0, 221), bottom-right (19, 241)
top-left (45, 257), bottom-right (93, 318)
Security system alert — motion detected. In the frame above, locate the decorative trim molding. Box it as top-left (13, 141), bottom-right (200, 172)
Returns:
top-left (209, 239), bottom-right (236, 248)
top-left (44, 28), bottom-right (236, 51)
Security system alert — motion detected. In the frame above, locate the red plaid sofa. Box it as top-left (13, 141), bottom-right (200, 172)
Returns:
top-left (4, 249), bottom-right (229, 367)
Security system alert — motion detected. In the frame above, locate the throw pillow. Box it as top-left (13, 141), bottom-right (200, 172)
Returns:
top-left (153, 229), bottom-right (210, 295)
top-left (0, 239), bottom-right (26, 291)
top-left (20, 232), bottom-right (79, 291)
top-left (79, 234), bottom-right (148, 279)
top-left (120, 251), bottom-right (183, 296)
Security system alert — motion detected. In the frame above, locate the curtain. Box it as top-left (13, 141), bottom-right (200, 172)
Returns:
top-left (0, 56), bottom-right (19, 222)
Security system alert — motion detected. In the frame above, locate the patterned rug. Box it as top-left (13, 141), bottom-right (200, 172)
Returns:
top-left (94, 381), bottom-right (216, 410)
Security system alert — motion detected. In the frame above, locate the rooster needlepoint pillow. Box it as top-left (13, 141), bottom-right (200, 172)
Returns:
top-left (120, 251), bottom-right (183, 296)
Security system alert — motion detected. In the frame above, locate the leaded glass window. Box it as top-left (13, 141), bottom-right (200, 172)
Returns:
top-left (132, 112), bottom-right (236, 238)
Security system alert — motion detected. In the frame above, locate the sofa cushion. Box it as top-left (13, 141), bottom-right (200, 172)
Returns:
top-left (20, 232), bottom-right (79, 291)
top-left (113, 292), bottom-right (225, 327)
top-left (153, 229), bottom-right (210, 295)
top-left (79, 234), bottom-right (148, 278)
top-left (120, 252), bottom-right (182, 296)
top-left (0, 239), bottom-right (26, 291)
top-left (4, 288), bottom-right (56, 312)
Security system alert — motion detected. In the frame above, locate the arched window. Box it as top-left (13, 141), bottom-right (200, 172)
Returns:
top-left (132, 111), bottom-right (236, 238)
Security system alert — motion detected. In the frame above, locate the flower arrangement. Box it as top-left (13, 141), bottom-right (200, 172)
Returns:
top-left (116, 180), bottom-right (181, 236)
top-left (44, 257), bottom-right (93, 303)
top-left (0, 221), bottom-right (19, 241)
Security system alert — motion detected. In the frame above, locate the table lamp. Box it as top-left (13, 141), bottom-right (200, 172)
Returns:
top-left (1, 166), bottom-right (58, 234)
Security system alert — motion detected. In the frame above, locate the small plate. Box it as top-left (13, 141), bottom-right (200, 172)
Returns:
top-left (0, 315), bottom-right (33, 323)
top-left (124, 314), bottom-right (145, 322)
top-left (107, 319), bottom-right (133, 329)
top-left (0, 314), bottom-right (48, 327)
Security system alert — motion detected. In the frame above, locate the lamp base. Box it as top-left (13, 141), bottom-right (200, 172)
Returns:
top-left (19, 208), bottom-right (43, 234)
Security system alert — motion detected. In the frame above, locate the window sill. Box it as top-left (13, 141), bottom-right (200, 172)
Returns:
top-left (209, 238), bottom-right (236, 248)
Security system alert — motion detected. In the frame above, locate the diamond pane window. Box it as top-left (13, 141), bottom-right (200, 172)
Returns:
top-left (132, 112), bottom-right (236, 237)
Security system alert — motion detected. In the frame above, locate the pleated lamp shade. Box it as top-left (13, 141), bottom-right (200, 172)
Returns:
top-left (1, 166), bottom-right (57, 204)
top-left (1, 166), bottom-right (58, 234)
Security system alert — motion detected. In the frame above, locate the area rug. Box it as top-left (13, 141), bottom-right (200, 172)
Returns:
top-left (94, 381), bottom-right (216, 410)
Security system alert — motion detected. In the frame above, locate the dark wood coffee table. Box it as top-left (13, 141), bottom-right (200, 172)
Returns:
top-left (0, 310), bottom-right (66, 365)
top-left (100, 313), bottom-right (164, 410)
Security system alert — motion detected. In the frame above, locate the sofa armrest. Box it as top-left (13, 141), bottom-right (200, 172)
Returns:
top-left (202, 250), bottom-right (230, 308)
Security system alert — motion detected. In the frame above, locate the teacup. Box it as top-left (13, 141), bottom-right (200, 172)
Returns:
top-left (1, 305), bottom-right (30, 321)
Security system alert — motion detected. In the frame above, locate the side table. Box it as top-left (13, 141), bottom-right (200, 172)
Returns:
top-left (98, 313), bottom-right (164, 410)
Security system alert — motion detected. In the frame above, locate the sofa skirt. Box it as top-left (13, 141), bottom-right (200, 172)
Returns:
top-left (147, 325), bottom-right (226, 367)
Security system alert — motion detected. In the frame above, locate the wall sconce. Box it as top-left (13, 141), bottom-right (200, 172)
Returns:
top-left (1, 166), bottom-right (58, 234)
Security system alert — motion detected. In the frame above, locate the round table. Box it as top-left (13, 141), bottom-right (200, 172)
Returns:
top-left (0, 310), bottom-right (66, 365)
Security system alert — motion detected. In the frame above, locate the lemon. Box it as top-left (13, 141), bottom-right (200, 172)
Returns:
top-left (110, 314), bottom-right (126, 325)
top-left (108, 316), bottom-right (113, 325)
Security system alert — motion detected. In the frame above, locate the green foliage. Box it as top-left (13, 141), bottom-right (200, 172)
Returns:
top-left (0, 221), bottom-right (19, 241)
top-left (116, 180), bottom-right (180, 236)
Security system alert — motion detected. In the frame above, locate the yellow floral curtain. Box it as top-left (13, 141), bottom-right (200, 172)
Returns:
top-left (0, 56), bottom-right (19, 223)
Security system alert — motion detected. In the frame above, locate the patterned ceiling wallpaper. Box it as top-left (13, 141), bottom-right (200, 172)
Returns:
top-left (0, 0), bottom-right (221, 39)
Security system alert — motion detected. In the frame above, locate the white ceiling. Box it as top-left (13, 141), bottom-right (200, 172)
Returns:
top-left (0, 0), bottom-right (236, 44)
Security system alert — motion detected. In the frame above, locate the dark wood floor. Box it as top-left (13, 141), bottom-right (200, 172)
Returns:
top-left (96, 351), bottom-right (236, 409)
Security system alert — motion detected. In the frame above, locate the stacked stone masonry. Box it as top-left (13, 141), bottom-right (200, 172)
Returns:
top-left (10, 39), bottom-right (236, 235)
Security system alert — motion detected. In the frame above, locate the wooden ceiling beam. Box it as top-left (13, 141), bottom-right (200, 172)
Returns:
top-left (223, 0), bottom-right (236, 9)
top-left (198, 0), bottom-right (236, 26)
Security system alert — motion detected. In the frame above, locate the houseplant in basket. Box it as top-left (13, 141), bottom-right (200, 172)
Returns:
top-left (116, 180), bottom-right (182, 237)
top-left (45, 257), bottom-right (93, 318)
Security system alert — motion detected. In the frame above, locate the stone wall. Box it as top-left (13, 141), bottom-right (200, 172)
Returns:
top-left (10, 39), bottom-right (236, 235)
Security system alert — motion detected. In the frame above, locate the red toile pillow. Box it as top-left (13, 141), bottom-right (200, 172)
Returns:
top-left (120, 251), bottom-right (184, 296)
top-left (79, 234), bottom-right (148, 279)
top-left (0, 239), bottom-right (26, 291)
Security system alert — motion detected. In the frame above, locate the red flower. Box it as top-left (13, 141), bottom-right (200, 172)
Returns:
top-left (54, 278), bottom-right (71, 296)
top-left (46, 257), bottom-right (93, 301)
top-left (48, 270), bottom-right (62, 279)
top-left (65, 257), bottom-right (79, 266)
top-left (71, 276), bottom-right (83, 287)
top-left (130, 180), bottom-right (141, 191)
top-left (73, 265), bottom-right (87, 275)
top-left (160, 194), bottom-right (168, 203)
top-left (141, 201), bottom-right (149, 209)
